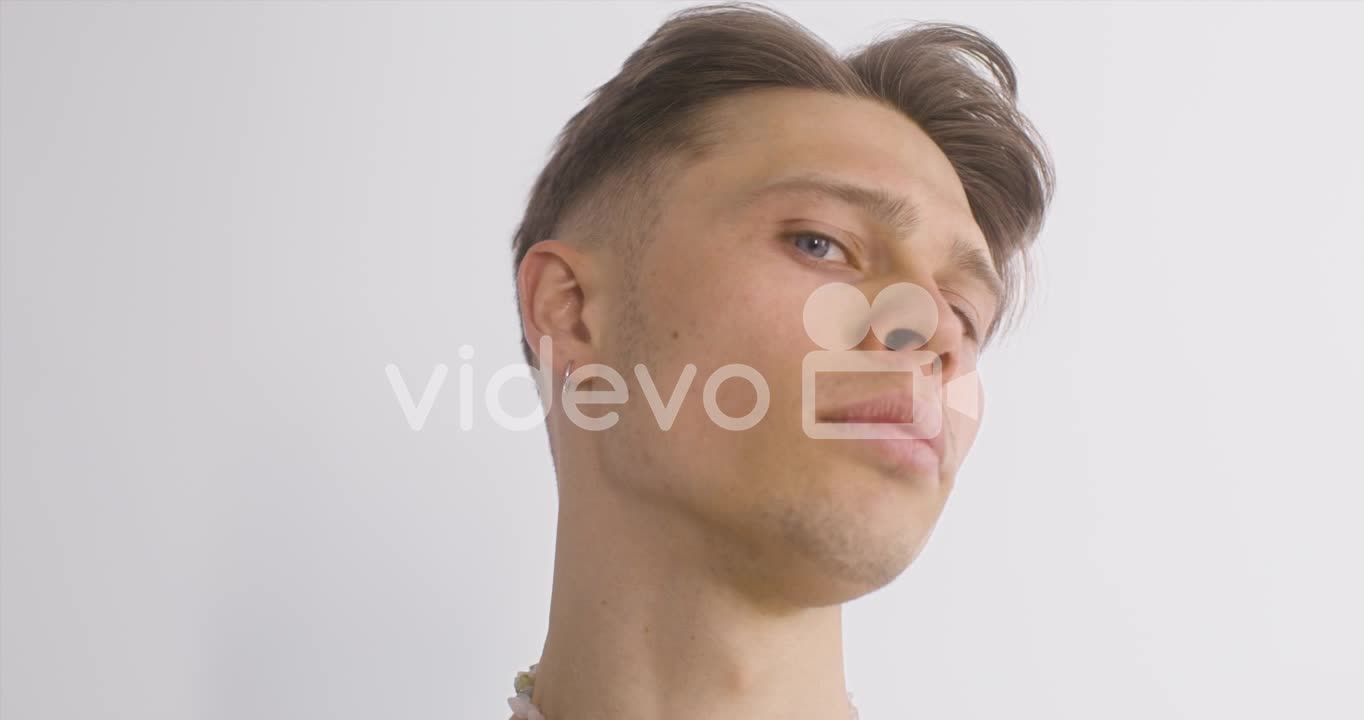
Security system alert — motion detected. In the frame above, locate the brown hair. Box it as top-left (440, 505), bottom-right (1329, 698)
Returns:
top-left (511, 2), bottom-right (1053, 359)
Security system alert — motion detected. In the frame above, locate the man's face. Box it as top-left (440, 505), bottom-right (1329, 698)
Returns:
top-left (591, 88), bottom-right (996, 604)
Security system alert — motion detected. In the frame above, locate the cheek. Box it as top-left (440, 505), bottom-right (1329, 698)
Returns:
top-left (649, 242), bottom-right (809, 356)
top-left (706, 372), bottom-right (767, 424)
top-left (946, 380), bottom-right (985, 468)
top-left (633, 224), bottom-right (827, 420)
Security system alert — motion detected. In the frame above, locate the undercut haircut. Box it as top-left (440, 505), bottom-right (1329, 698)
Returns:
top-left (511, 2), bottom-right (1054, 362)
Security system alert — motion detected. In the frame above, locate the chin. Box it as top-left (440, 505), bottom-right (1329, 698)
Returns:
top-left (766, 536), bottom-right (926, 607)
top-left (750, 471), bottom-right (945, 605)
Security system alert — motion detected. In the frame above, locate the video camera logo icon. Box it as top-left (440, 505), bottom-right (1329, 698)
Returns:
top-left (801, 282), bottom-right (981, 441)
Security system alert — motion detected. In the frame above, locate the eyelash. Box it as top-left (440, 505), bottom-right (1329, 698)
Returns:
top-left (952, 307), bottom-right (979, 342)
top-left (789, 230), bottom-right (981, 343)
top-left (787, 230), bottom-right (851, 265)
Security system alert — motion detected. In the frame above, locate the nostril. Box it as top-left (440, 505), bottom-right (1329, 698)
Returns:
top-left (883, 327), bottom-right (924, 350)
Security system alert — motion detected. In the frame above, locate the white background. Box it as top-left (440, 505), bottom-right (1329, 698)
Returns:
top-left (3, 2), bottom-right (1362, 719)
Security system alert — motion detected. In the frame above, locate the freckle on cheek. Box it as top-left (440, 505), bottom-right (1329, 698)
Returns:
top-left (671, 330), bottom-right (680, 340)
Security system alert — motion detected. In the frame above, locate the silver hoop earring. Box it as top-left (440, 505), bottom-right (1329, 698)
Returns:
top-left (561, 360), bottom-right (574, 396)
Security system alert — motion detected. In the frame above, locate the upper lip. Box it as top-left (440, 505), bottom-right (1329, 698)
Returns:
top-left (817, 390), bottom-right (946, 458)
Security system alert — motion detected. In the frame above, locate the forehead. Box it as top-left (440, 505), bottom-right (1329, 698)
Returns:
top-left (685, 87), bottom-right (978, 226)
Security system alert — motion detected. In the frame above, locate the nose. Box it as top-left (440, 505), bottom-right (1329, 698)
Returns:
top-left (856, 280), bottom-right (968, 381)
top-left (883, 327), bottom-right (925, 351)
top-left (877, 311), bottom-right (962, 382)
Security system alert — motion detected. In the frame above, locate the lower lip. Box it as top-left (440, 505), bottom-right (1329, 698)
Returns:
top-left (862, 436), bottom-right (940, 475)
top-left (822, 423), bottom-right (942, 475)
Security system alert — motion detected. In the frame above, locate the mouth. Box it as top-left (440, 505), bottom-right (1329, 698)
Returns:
top-left (816, 390), bottom-right (946, 473)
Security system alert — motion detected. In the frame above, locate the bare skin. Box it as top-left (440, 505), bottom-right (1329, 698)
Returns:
top-left (515, 87), bottom-right (993, 720)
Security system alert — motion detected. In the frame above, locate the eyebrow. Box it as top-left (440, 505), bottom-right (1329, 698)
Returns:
top-left (741, 173), bottom-right (1006, 306)
top-left (742, 174), bottom-right (919, 238)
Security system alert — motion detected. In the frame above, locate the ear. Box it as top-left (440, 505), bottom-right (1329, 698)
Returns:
top-left (517, 239), bottom-right (595, 374)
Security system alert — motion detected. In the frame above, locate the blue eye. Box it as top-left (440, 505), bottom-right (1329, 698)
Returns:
top-left (790, 232), bottom-right (849, 263)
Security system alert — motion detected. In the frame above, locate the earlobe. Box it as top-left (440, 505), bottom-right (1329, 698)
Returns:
top-left (518, 240), bottom-right (593, 367)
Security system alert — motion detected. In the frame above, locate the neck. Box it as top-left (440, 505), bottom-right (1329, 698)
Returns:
top-left (525, 474), bottom-right (852, 720)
